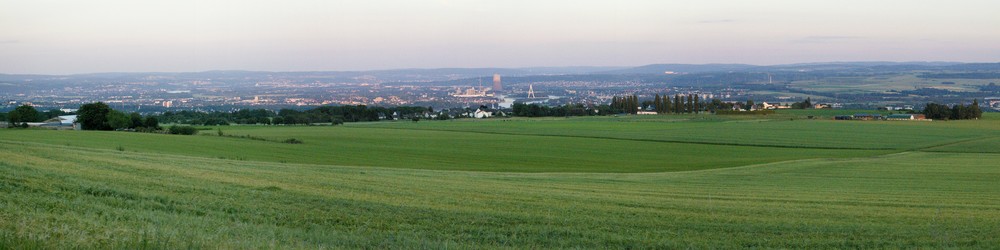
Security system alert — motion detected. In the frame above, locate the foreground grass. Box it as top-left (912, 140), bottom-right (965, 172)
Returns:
top-left (2, 141), bottom-right (1000, 248)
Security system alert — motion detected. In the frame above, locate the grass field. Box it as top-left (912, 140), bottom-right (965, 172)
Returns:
top-left (357, 114), bottom-right (1000, 150)
top-left (2, 112), bottom-right (999, 248)
top-left (0, 126), bottom-right (889, 173)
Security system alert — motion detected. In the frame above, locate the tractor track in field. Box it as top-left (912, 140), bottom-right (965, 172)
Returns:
top-left (910, 136), bottom-right (1000, 154)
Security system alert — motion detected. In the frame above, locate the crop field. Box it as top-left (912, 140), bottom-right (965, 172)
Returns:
top-left (2, 112), bottom-right (999, 248)
top-left (358, 114), bottom-right (1000, 150)
top-left (0, 125), bottom-right (887, 173)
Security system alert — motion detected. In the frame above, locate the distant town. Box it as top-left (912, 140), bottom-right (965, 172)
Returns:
top-left (2, 63), bottom-right (999, 115)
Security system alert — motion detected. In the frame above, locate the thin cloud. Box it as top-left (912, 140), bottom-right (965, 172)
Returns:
top-left (0, 39), bottom-right (19, 44)
top-left (793, 36), bottom-right (863, 43)
top-left (699, 19), bottom-right (736, 24)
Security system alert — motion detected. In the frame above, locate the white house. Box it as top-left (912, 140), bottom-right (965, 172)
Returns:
top-left (473, 109), bottom-right (492, 118)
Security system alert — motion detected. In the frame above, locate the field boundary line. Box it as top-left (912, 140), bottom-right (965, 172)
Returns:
top-left (910, 136), bottom-right (998, 152)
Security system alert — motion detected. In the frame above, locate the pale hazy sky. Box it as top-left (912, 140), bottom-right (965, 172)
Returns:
top-left (2, 0), bottom-right (999, 74)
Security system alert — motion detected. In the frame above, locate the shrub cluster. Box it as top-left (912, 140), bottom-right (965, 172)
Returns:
top-left (167, 125), bottom-right (198, 135)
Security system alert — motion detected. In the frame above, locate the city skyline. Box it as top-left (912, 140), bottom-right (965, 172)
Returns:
top-left (2, 0), bottom-right (1000, 74)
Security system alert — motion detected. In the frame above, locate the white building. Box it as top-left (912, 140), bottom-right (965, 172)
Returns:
top-left (58, 115), bottom-right (77, 125)
top-left (473, 109), bottom-right (492, 118)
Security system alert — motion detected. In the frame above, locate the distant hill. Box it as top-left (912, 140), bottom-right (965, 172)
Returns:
top-left (598, 62), bottom-right (994, 75)
top-left (942, 63), bottom-right (1000, 71)
top-left (601, 64), bottom-right (758, 74)
top-left (3, 62), bottom-right (999, 84)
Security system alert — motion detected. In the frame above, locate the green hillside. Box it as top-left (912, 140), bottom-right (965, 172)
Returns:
top-left (2, 141), bottom-right (1000, 248)
top-left (0, 124), bottom-right (891, 173)
top-left (2, 114), bottom-right (1000, 248)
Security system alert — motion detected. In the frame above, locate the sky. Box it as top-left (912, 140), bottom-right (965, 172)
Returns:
top-left (1, 0), bottom-right (999, 74)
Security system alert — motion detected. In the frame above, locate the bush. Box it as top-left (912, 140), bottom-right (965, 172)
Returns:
top-left (135, 127), bottom-right (159, 133)
top-left (168, 125), bottom-right (198, 135)
top-left (283, 138), bottom-right (303, 144)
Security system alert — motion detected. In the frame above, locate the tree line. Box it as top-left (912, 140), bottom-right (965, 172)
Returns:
top-left (614, 94), bottom-right (762, 114)
top-left (6, 102), bottom-right (452, 131)
top-left (77, 102), bottom-right (160, 131)
top-left (922, 101), bottom-right (983, 120)
top-left (154, 105), bottom-right (442, 126)
top-left (790, 97), bottom-right (813, 109)
top-left (511, 94), bottom-right (772, 118)
top-left (611, 95), bottom-right (640, 114)
top-left (3, 103), bottom-right (188, 133)
top-left (511, 103), bottom-right (598, 117)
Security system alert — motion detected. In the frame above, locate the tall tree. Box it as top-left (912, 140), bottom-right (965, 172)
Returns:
top-left (632, 95), bottom-right (639, 114)
top-left (107, 110), bottom-right (131, 130)
top-left (78, 102), bottom-right (112, 130)
top-left (971, 100), bottom-right (983, 119)
top-left (8, 105), bottom-right (40, 126)
top-left (694, 95), bottom-right (700, 113)
top-left (654, 94), bottom-right (661, 113)
top-left (951, 103), bottom-right (966, 120)
top-left (664, 94), bottom-right (672, 114)
top-left (143, 116), bottom-right (160, 129)
top-left (686, 94), bottom-right (693, 113)
top-left (674, 95), bottom-right (681, 113)
top-left (129, 112), bottom-right (144, 129)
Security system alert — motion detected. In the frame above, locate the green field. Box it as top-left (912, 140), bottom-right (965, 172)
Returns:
top-left (2, 113), bottom-right (1000, 248)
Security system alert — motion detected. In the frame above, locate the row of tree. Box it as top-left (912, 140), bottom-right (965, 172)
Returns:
top-left (2, 103), bottom-right (162, 130)
top-left (615, 94), bottom-right (762, 114)
top-left (153, 105), bottom-right (441, 126)
top-left (650, 94), bottom-right (702, 114)
top-left (77, 102), bottom-right (160, 131)
top-left (610, 95), bottom-right (640, 114)
top-left (922, 101), bottom-right (983, 120)
top-left (790, 97), bottom-right (813, 109)
top-left (511, 103), bottom-right (598, 117)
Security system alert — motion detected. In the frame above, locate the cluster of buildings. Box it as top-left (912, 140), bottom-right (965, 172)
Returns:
top-left (759, 102), bottom-right (839, 110)
top-left (450, 74), bottom-right (504, 98)
top-left (834, 113), bottom-right (929, 121)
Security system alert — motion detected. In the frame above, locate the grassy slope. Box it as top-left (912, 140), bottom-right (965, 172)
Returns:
top-left (353, 114), bottom-right (999, 150)
top-left (0, 125), bottom-right (889, 173)
top-left (2, 141), bottom-right (1000, 248)
top-left (3, 114), bottom-right (999, 248)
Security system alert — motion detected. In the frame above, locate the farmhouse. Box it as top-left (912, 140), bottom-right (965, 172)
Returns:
top-left (473, 108), bottom-right (492, 118)
top-left (36, 115), bottom-right (80, 129)
top-left (760, 102), bottom-right (790, 109)
top-left (852, 114), bottom-right (884, 121)
top-left (886, 114), bottom-right (928, 121)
